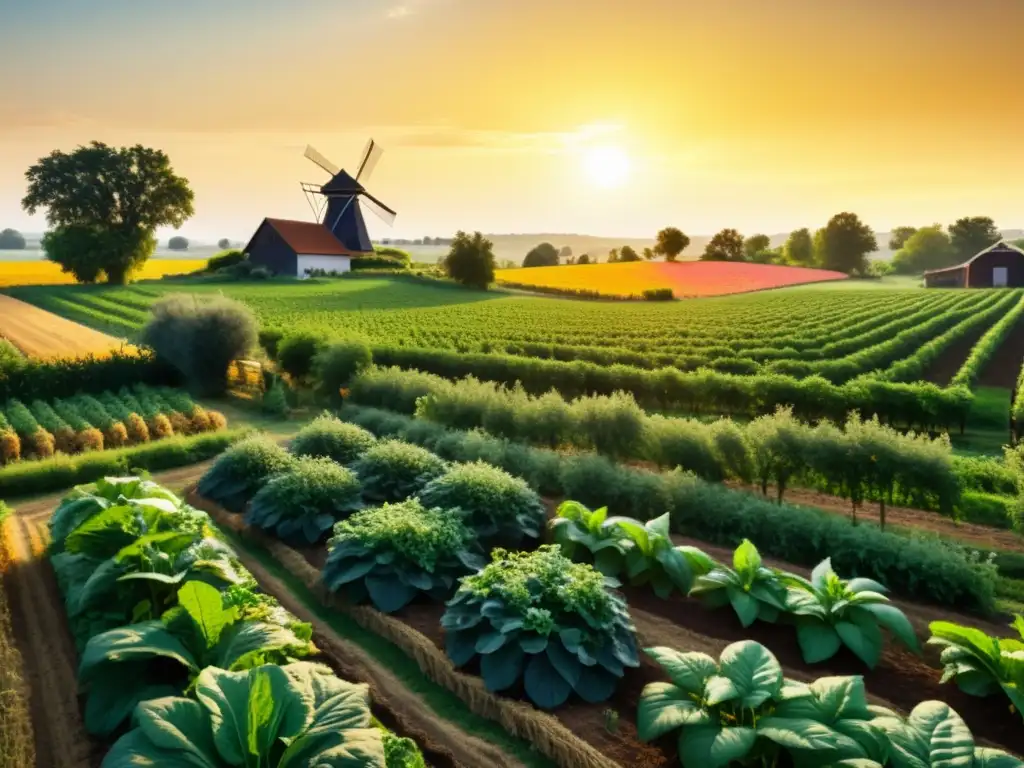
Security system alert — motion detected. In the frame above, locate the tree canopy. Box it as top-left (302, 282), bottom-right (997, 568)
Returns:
top-left (0, 229), bottom-right (26, 250)
top-left (22, 141), bottom-right (193, 284)
top-left (168, 236), bottom-right (189, 251)
top-left (890, 225), bottom-right (956, 274)
top-left (816, 213), bottom-right (877, 275)
top-left (783, 228), bottom-right (813, 266)
top-left (558, 245), bottom-right (572, 260)
top-left (888, 226), bottom-right (917, 252)
top-left (701, 229), bottom-right (745, 262)
top-left (444, 231), bottom-right (495, 289)
top-left (522, 242), bottom-right (560, 268)
top-left (218, 238), bottom-right (231, 249)
top-left (949, 216), bottom-right (1000, 261)
top-left (654, 227), bottom-right (689, 261)
top-left (577, 253), bottom-right (591, 265)
top-left (743, 234), bottom-right (771, 261)
top-left (618, 245), bottom-right (641, 262)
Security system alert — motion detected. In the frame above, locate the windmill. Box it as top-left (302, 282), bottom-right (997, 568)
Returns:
top-left (300, 139), bottom-right (397, 253)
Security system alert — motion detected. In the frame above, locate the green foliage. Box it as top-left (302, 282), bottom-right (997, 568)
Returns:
top-left (442, 545), bottom-right (639, 709)
top-left (197, 435), bottom-right (297, 513)
top-left (785, 557), bottom-right (920, 668)
top-left (550, 501), bottom-right (699, 598)
top-left (958, 491), bottom-right (1014, 529)
top-left (928, 615), bottom-right (1024, 720)
top-left (701, 228), bottom-right (745, 262)
top-left (689, 540), bottom-right (790, 627)
top-left (322, 498), bottom-right (482, 613)
top-left (522, 242), bottom-right (560, 268)
top-left (443, 231), bottom-right (495, 289)
top-left (0, 339), bottom-right (24, 374)
top-left (816, 212), bottom-right (877, 275)
top-left (951, 295), bottom-right (1024, 388)
top-left (78, 580), bottom-right (315, 736)
top-left (890, 225), bottom-right (956, 274)
top-left (417, 460), bottom-right (545, 546)
top-left (290, 413), bottom-right (377, 465)
top-left (167, 235), bottom-right (189, 251)
top-left (246, 457), bottom-right (363, 544)
top-left (642, 288), bottom-right (674, 301)
top-left (888, 226), bottom-right (918, 252)
top-left (382, 729), bottom-right (427, 768)
top-left (277, 330), bottom-right (328, 383)
top-left (349, 439), bottom-right (448, 503)
top-left (207, 249), bottom-right (245, 271)
top-left (102, 662), bottom-right (387, 767)
top-left (783, 228), bottom-right (814, 265)
top-left (313, 338), bottom-right (373, 404)
top-left (743, 234), bottom-right (771, 260)
top-left (24, 142), bottom-right (193, 283)
top-left (261, 378), bottom-right (290, 417)
top-left (949, 216), bottom-right (1001, 261)
top-left (0, 228), bottom-right (26, 250)
top-left (4, 399), bottom-right (42, 439)
top-left (654, 227), bottom-right (690, 261)
top-left (142, 293), bottom-right (258, 396)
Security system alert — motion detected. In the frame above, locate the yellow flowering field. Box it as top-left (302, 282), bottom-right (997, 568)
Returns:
top-left (0, 259), bottom-right (207, 287)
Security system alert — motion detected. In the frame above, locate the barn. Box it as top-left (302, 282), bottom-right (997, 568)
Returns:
top-left (923, 240), bottom-right (1024, 288)
top-left (242, 218), bottom-right (371, 278)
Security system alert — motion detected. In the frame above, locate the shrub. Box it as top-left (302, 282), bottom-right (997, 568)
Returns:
top-left (167, 410), bottom-right (193, 435)
top-left (189, 405), bottom-right (212, 432)
top-left (443, 546), bottom-right (639, 709)
top-left (141, 293), bottom-right (258, 396)
top-left (75, 428), bottom-right (104, 453)
top-left (646, 414), bottom-right (724, 481)
top-left (197, 434), bottom-right (297, 512)
top-left (290, 413), bottom-right (377, 464)
top-left (246, 457), bottom-right (364, 544)
top-left (258, 329), bottom-right (284, 360)
top-left (313, 338), bottom-right (373, 404)
top-left (149, 413), bottom-right (174, 439)
top-left (206, 248), bottom-right (245, 271)
top-left (0, 429), bottom-right (20, 464)
top-left (124, 413), bottom-right (150, 443)
top-left (689, 539), bottom-right (789, 626)
top-left (27, 429), bottom-right (56, 459)
top-left (417, 461), bottom-right (545, 546)
top-left (641, 288), bottom-right (673, 301)
top-left (350, 440), bottom-right (448, 503)
top-left (30, 400), bottom-right (77, 454)
top-left (277, 330), bottom-right (328, 383)
top-left (958, 491), bottom-right (1014, 529)
top-left (322, 498), bottom-right (482, 612)
top-left (206, 409), bottom-right (227, 430)
top-left (261, 378), bottom-right (289, 417)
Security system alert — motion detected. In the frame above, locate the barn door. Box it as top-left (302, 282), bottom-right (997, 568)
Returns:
top-left (993, 266), bottom-right (1008, 287)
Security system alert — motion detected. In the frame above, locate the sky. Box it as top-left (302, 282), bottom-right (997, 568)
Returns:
top-left (1, 0), bottom-right (1022, 242)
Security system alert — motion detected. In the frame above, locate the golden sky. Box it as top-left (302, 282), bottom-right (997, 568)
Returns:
top-left (1, 0), bottom-right (1021, 241)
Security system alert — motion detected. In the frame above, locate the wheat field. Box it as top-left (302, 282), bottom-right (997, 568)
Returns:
top-left (0, 259), bottom-right (207, 288)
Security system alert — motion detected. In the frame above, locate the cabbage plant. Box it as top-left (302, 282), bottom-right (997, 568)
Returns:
top-left (689, 539), bottom-right (790, 627)
top-left (322, 499), bottom-right (484, 613)
top-left (784, 558), bottom-right (919, 668)
top-left (442, 545), bottom-right (639, 709)
top-left (928, 615), bottom-right (1024, 720)
top-left (78, 581), bottom-right (314, 736)
top-left (417, 461), bottom-right (545, 546)
top-left (349, 440), bottom-right (448, 503)
top-left (197, 435), bottom-right (297, 512)
top-left (101, 662), bottom-right (387, 767)
top-left (246, 457), bottom-right (363, 544)
top-left (290, 413), bottom-right (377, 464)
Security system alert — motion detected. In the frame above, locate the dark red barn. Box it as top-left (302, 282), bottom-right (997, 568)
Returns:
top-left (924, 240), bottom-right (1024, 288)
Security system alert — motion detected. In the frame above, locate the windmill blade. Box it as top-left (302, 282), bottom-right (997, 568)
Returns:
top-left (304, 145), bottom-right (340, 176)
top-left (356, 139), bottom-right (384, 185)
top-left (359, 191), bottom-right (397, 227)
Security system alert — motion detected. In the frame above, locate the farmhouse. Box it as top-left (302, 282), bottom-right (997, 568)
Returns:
top-left (243, 218), bottom-right (371, 278)
top-left (923, 240), bottom-right (1024, 288)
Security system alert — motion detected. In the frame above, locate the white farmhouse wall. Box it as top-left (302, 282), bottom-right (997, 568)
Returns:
top-left (296, 254), bottom-right (352, 278)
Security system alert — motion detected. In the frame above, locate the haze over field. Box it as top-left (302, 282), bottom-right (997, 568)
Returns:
top-left (2, 0), bottom-right (1022, 246)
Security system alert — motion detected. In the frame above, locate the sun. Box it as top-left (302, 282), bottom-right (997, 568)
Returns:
top-left (583, 145), bottom-right (630, 188)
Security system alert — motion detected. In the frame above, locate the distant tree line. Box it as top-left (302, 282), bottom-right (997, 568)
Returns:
top-left (887, 217), bottom-right (1005, 275)
top-left (379, 236), bottom-right (453, 246)
top-left (0, 229), bottom-right (26, 250)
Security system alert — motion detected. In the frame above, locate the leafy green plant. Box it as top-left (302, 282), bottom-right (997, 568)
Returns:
top-left (417, 461), bottom-right (545, 546)
top-left (442, 545), bottom-right (639, 709)
top-left (549, 501), bottom-right (700, 598)
top-left (638, 641), bottom-right (888, 768)
top-left (784, 558), bottom-right (919, 668)
top-left (197, 435), bottom-right (297, 512)
top-left (246, 457), bottom-right (364, 544)
top-left (78, 580), bottom-right (315, 736)
top-left (349, 439), bottom-right (448, 503)
top-left (928, 615), bottom-right (1024, 720)
top-left (290, 412), bottom-right (376, 464)
top-left (688, 539), bottom-right (790, 627)
top-left (322, 498), bottom-right (483, 613)
top-left (101, 662), bottom-right (387, 767)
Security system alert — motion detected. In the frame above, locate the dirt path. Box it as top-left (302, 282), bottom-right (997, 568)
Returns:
top-left (0, 294), bottom-right (131, 359)
top-left (924, 322), bottom-right (990, 386)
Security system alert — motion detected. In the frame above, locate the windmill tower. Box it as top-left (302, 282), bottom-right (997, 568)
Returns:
top-left (300, 140), bottom-right (397, 253)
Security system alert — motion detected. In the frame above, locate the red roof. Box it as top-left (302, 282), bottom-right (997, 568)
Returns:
top-left (257, 218), bottom-right (368, 256)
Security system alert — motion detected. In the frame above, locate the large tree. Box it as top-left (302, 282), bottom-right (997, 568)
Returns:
top-left (618, 245), bottom-right (641, 262)
top-left (890, 225), bottom-right (956, 274)
top-left (701, 229), bottom-right (744, 262)
top-left (22, 141), bottom-right (193, 284)
top-left (654, 227), bottom-right (690, 261)
top-left (444, 231), bottom-right (495, 289)
top-left (168, 236), bottom-right (189, 251)
top-left (949, 216), bottom-right (1001, 261)
top-left (0, 229), bottom-right (26, 250)
top-left (888, 226), bottom-right (917, 252)
top-left (217, 238), bottom-right (231, 249)
top-left (783, 228), bottom-right (814, 265)
top-left (743, 234), bottom-right (771, 261)
top-left (522, 242), bottom-right (560, 268)
top-left (558, 245), bottom-right (572, 261)
top-left (817, 213), bottom-right (877, 275)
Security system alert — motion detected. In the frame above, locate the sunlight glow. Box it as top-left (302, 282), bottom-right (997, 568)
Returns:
top-left (583, 145), bottom-right (630, 188)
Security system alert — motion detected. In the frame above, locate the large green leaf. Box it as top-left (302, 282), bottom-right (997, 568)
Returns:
top-left (836, 617), bottom-right (883, 669)
top-left (212, 621), bottom-right (311, 670)
top-left (574, 665), bottom-right (619, 703)
top-left (757, 717), bottom-right (856, 753)
top-left (637, 682), bottom-right (708, 741)
top-left (705, 640), bottom-right (782, 709)
top-left (678, 724), bottom-right (757, 768)
top-left (728, 588), bottom-right (760, 628)
top-left (365, 575), bottom-right (418, 613)
top-left (79, 621), bottom-right (199, 684)
top-left (773, 676), bottom-right (871, 723)
top-left (857, 603), bottom-right (920, 654)
top-left (524, 652), bottom-right (572, 709)
top-left (796, 622), bottom-right (843, 664)
top-left (879, 700), bottom-right (976, 768)
top-left (546, 640), bottom-right (582, 687)
top-left (929, 621), bottom-right (1004, 679)
top-left (645, 647), bottom-right (717, 694)
top-left (64, 504), bottom-right (139, 559)
top-left (83, 659), bottom-right (179, 737)
top-left (179, 581), bottom-right (237, 649)
top-left (101, 727), bottom-right (211, 768)
top-left (810, 558), bottom-right (834, 590)
top-left (732, 539), bottom-right (762, 582)
top-left (102, 698), bottom-right (221, 768)
top-left (480, 642), bottom-right (524, 691)
top-left (974, 748), bottom-right (1024, 768)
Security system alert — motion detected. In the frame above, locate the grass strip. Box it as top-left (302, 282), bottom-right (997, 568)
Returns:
top-left (0, 504), bottom-right (35, 768)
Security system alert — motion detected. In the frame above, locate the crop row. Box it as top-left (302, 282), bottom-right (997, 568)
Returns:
top-left (194, 420), bottom-right (1022, 765)
top-left (0, 385), bottom-right (226, 464)
top-left (46, 477), bottom-right (426, 766)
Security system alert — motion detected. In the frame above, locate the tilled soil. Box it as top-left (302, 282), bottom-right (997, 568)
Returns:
top-left (0, 294), bottom-right (130, 359)
top-left (979, 313), bottom-right (1024, 388)
top-left (924, 322), bottom-right (990, 386)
